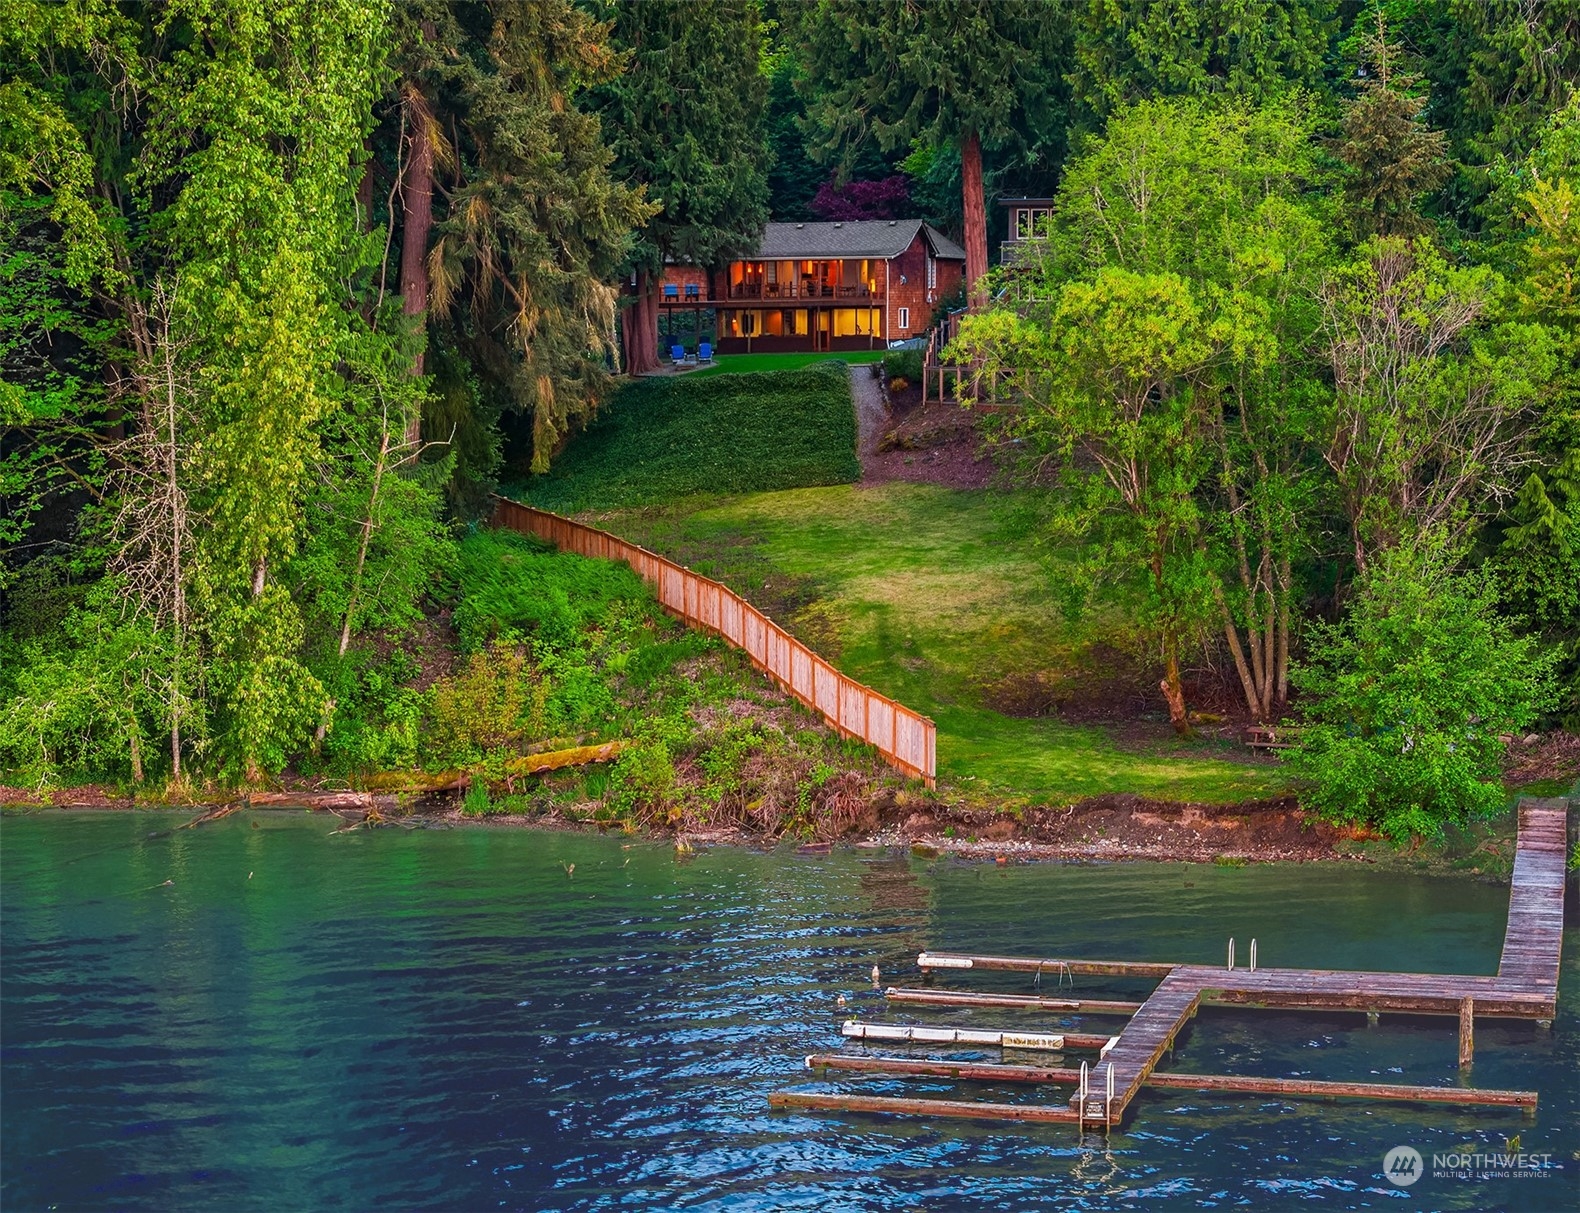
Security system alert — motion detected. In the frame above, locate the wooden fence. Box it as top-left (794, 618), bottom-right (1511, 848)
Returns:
top-left (491, 497), bottom-right (936, 786)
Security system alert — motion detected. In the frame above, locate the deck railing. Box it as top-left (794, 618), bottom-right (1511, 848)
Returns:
top-left (726, 283), bottom-right (881, 301)
top-left (491, 497), bottom-right (937, 786)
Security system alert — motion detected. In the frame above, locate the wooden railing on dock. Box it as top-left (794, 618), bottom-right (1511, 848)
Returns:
top-left (492, 496), bottom-right (936, 786)
top-left (773, 798), bottom-right (1569, 1130)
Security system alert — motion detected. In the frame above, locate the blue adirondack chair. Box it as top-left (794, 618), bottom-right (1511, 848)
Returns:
top-left (662, 283), bottom-right (680, 301)
top-left (671, 344), bottom-right (687, 366)
top-left (697, 342), bottom-right (713, 363)
top-left (684, 283), bottom-right (700, 300)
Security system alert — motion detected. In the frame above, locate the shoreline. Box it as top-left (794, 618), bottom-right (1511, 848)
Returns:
top-left (4, 785), bottom-right (1532, 874)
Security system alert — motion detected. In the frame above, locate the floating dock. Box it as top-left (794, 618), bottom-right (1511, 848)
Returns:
top-left (769, 799), bottom-right (1568, 1130)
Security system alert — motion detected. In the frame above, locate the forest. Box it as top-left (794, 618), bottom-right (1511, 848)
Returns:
top-left (2, 1), bottom-right (1576, 840)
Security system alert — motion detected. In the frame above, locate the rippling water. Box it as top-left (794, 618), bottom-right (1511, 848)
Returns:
top-left (2, 811), bottom-right (1576, 1211)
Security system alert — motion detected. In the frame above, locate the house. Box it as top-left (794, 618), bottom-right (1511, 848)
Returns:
top-left (654, 219), bottom-right (966, 354)
top-left (998, 196), bottom-right (1056, 266)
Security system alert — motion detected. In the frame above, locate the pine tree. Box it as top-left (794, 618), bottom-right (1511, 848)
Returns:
top-left (796, 0), bottom-right (1066, 308)
top-left (1067, 0), bottom-right (1336, 139)
top-left (591, 0), bottom-right (771, 374)
top-left (1336, 12), bottom-right (1452, 237)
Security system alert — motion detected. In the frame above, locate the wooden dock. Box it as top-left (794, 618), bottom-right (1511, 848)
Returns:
top-left (772, 799), bottom-right (1567, 1130)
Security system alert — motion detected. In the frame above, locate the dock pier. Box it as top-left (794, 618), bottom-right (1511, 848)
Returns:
top-left (769, 799), bottom-right (1569, 1130)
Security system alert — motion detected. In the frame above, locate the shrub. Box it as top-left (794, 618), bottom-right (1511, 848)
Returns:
top-left (426, 644), bottom-right (533, 764)
top-left (452, 528), bottom-right (652, 653)
top-left (516, 365), bottom-right (859, 511)
top-left (882, 349), bottom-right (923, 382)
top-left (1287, 542), bottom-right (1557, 841)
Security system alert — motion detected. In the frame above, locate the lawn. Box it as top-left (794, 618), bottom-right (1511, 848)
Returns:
top-left (507, 364), bottom-right (859, 513)
top-left (589, 482), bottom-right (1289, 805)
top-left (687, 350), bottom-right (885, 379)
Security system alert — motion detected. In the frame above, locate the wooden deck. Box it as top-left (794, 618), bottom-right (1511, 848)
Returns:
top-left (1070, 972), bottom-right (1200, 1121)
top-left (773, 799), bottom-right (1568, 1130)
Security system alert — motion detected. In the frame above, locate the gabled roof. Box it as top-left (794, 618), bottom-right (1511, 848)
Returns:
top-left (753, 219), bottom-right (966, 261)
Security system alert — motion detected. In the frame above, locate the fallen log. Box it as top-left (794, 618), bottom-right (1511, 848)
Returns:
top-left (359, 741), bottom-right (629, 794)
top-left (247, 791), bottom-right (377, 811)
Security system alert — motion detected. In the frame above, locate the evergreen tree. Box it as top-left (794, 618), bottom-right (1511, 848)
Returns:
top-left (389, 0), bottom-right (649, 471)
top-left (795, 0), bottom-right (1067, 306)
top-left (1067, 0), bottom-right (1336, 139)
top-left (1335, 12), bottom-right (1452, 237)
top-left (591, 0), bottom-right (770, 374)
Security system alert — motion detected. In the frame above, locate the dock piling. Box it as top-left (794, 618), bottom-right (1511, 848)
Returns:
top-left (1459, 997), bottom-right (1474, 1069)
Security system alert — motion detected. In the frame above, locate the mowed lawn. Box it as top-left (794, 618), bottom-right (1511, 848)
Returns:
top-left (590, 482), bottom-right (1288, 805)
top-left (686, 350), bottom-right (885, 378)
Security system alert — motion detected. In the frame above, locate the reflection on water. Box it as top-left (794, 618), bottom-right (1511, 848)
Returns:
top-left (2, 812), bottom-right (1575, 1211)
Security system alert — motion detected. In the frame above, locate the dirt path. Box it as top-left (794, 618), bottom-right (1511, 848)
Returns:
top-left (849, 364), bottom-right (888, 461)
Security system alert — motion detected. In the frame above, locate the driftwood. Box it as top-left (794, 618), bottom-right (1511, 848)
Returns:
top-left (178, 802), bottom-right (242, 828)
top-left (247, 791), bottom-right (377, 811)
top-left (359, 740), bottom-right (628, 794)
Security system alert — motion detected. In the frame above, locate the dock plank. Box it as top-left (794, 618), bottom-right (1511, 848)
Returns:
top-left (1069, 971), bottom-right (1199, 1120)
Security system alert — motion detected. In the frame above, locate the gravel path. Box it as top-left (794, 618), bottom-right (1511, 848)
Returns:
top-left (849, 363), bottom-right (889, 463)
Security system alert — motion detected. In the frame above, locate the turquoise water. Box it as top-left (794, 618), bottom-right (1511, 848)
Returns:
top-left (2, 811), bottom-right (1575, 1211)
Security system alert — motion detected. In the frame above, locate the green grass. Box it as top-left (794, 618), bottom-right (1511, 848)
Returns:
top-left (688, 350), bottom-right (884, 379)
top-left (509, 365), bottom-right (859, 513)
top-left (590, 482), bottom-right (1289, 805)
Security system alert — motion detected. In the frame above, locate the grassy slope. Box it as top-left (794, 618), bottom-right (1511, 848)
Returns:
top-left (510, 365), bottom-right (859, 512)
top-left (594, 482), bottom-right (1287, 805)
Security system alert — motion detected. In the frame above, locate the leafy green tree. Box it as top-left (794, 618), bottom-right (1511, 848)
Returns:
top-left (592, 0), bottom-right (769, 373)
top-left (1319, 235), bottom-right (1555, 574)
top-left (960, 98), bottom-right (1333, 722)
top-left (795, 0), bottom-right (1067, 304)
top-left (1288, 538), bottom-right (1556, 840)
top-left (1491, 96), bottom-right (1580, 723)
top-left (1067, 0), bottom-right (1336, 139)
top-left (957, 268), bottom-right (1216, 732)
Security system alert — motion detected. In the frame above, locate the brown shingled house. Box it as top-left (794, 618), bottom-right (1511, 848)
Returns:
top-left (652, 219), bottom-right (965, 355)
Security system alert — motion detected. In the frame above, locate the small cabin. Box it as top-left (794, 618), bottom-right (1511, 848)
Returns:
top-left (653, 220), bottom-right (966, 354)
top-left (998, 196), bottom-right (1056, 266)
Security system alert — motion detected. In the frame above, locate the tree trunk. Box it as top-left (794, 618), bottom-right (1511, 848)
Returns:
top-left (356, 137), bottom-right (375, 231)
top-left (1160, 642), bottom-right (1191, 736)
top-left (1216, 586), bottom-right (1261, 719)
top-left (960, 129), bottom-right (989, 310)
top-left (127, 717), bottom-right (143, 784)
top-left (1275, 552), bottom-right (1292, 711)
top-left (399, 83), bottom-right (435, 443)
top-left (623, 269), bottom-right (660, 375)
top-left (339, 427), bottom-right (391, 658)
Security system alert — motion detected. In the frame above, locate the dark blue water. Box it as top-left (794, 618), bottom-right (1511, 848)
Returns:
top-left (2, 812), bottom-right (1576, 1211)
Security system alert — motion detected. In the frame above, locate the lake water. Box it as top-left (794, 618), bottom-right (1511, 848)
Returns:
top-left (2, 811), bottom-right (1576, 1211)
